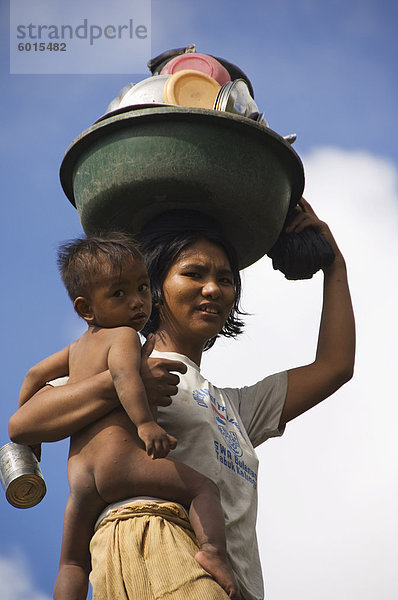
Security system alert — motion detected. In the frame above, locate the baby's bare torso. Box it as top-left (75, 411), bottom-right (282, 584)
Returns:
top-left (67, 327), bottom-right (148, 505)
top-left (68, 407), bottom-right (147, 505)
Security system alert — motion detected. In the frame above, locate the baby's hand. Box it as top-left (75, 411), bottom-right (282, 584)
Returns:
top-left (137, 422), bottom-right (177, 459)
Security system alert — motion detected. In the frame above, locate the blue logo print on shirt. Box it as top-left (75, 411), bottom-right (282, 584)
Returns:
top-left (192, 388), bottom-right (243, 456)
top-left (217, 425), bottom-right (243, 457)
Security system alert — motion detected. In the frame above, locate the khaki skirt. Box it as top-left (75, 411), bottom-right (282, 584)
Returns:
top-left (89, 500), bottom-right (229, 600)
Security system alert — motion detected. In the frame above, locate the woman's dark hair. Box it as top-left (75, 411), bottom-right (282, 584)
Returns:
top-left (140, 226), bottom-right (245, 351)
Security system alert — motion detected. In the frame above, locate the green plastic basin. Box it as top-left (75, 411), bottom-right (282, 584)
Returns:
top-left (60, 106), bottom-right (304, 269)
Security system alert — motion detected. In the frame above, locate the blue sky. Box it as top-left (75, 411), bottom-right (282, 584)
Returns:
top-left (1, 1), bottom-right (397, 598)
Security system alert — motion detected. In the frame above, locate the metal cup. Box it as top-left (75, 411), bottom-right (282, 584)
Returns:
top-left (213, 79), bottom-right (260, 119)
top-left (0, 442), bottom-right (46, 508)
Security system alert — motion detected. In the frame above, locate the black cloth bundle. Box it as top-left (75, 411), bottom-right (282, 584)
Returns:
top-left (267, 227), bottom-right (335, 280)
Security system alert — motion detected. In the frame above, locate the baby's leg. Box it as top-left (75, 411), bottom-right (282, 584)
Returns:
top-left (54, 467), bottom-right (106, 600)
top-left (127, 455), bottom-right (241, 600)
top-left (188, 478), bottom-right (242, 600)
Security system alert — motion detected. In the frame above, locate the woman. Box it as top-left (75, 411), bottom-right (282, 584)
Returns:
top-left (9, 199), bottom-right (355, 600)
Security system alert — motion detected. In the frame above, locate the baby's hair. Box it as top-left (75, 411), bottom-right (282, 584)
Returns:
top-left (57, 232), bottom-right (144, 301)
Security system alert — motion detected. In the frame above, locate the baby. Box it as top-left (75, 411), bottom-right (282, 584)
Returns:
top-left (18, 233), bottom-right (240, 600)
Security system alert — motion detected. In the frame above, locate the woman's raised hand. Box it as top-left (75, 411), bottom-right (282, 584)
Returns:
top-left (285, 197), bottom-right (343, 263)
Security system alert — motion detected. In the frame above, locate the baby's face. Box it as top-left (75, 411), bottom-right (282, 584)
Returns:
top-left (88, 257), bottom-right (152, 331)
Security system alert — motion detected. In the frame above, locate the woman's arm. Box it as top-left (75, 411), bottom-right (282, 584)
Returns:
top-left (9, 369), bottom-right (119, 444)
top-left (279, 198), bottom-right (356, 426)
top-left (8, 335), bottom-right (187, 445)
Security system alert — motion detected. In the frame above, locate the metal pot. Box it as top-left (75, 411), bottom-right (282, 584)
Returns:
top-left (109, 75), bottom-right (171, 111)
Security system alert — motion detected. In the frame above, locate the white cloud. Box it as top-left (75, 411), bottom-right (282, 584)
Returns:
top-left (0, 551), bottom-right (51, 600)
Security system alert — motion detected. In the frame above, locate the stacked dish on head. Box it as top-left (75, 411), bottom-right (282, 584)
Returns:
top-left (60, 45), bottom-right (304, 271)
top-left (106, 48), bottom-right (268, 127)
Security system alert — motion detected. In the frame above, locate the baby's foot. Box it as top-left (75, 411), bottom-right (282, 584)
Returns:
top-left (195, 546), bottom-right (242, 600)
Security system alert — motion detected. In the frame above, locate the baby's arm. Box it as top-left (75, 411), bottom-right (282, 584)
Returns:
top-left (18, 346), bottom-right (70, 408)
top-left (17, 346), bottom-right (71, 460)
top-left (107, 327), bottom-right (177, 458)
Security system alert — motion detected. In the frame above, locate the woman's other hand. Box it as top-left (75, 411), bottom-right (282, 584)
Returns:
top-left (140, 334), bottom-right (187, 407)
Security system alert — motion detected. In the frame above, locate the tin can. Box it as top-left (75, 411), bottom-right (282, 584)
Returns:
top-left (0, 442), bottom-right (46, 508)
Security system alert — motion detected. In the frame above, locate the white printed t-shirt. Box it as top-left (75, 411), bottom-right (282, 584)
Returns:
top-left (152, 350), bottom-right (288, 600)
top-left (50, 351), bottom-right (288, 600)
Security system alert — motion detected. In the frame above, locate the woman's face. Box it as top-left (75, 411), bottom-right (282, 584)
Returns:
top-left (158, 238), bottom-right (236, 353)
